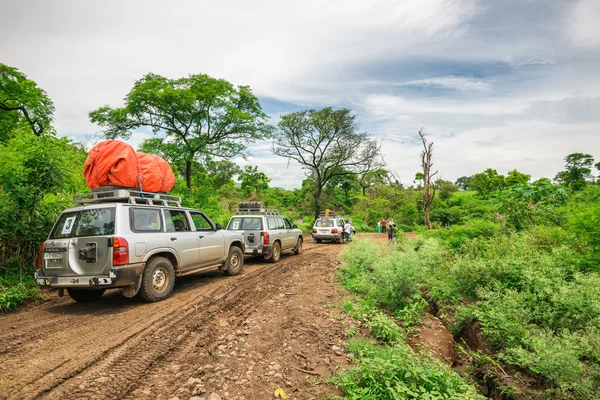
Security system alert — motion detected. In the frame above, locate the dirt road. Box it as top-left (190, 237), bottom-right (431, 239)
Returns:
top-left (0, 239), bottom-right (354, 400)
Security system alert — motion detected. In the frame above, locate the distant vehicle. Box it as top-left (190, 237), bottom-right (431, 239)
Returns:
top-left (312, 212), bottom-right (348, 243)
top-left (226, 202), bottom-right (303, 263)
top-left (35, 188), bottom-right (245, 303)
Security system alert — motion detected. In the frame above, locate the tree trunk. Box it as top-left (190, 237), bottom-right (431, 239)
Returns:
top-left (313, 186), bottom-right (323, 220)
top-left (424, 203), bottom-right (432, 229)
top-left (185, 160), bottom-right (192, 189)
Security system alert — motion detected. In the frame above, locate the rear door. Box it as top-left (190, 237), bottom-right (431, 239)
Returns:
top-left (189, 211), bottom-right (224, 266)
top-left (163, 209), bottom-right (200, 270)
top-left (228, 216), bottom-right (263, 252)
top-left (282, 218), bottom-right (295, 249)
top-left (44, 207), bottom-right (115, 276)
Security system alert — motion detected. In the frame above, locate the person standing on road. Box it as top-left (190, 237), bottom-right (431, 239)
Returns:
top-left (387, 218), bottom-right (396, 243)
top-left (381, 218), bottom-right (387, 234)
top-left (344, 220), bottom-right (353, 243)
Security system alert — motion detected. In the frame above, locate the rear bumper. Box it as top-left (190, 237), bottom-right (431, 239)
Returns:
top-left (246, 244), bottom-right (272, 257)
top-left (35, 262), bottom-right (145, 289)
top-left (312, 234), bottom-right (341, 241)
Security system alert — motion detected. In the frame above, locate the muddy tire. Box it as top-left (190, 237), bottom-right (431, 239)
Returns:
top-left (224, 246), bottom-right (244, 276)
top-left (67, 288), bottom-right (105, 303)
top-left (269, 241), bottom-right (281, 263)
top-left (138, 256), bottom-right (175, 302)
top-left (294, 237), bottom-right (303, 255)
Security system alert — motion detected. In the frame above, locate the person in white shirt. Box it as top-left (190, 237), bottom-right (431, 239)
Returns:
top-left (344, 220), bottom-right (353, 243)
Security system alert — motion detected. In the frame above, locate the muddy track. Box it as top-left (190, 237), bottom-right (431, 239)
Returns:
top-left (0, 240), bottom-right (347, 400)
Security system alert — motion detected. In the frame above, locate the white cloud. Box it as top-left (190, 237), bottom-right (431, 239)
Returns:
top-left (397, 76), bottom-right (492, 92)
top-left (567, 0), bottom-right (600, 48)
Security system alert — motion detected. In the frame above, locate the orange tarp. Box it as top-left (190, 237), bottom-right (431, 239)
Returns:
top-left (136, 152), bottom-right (176, 193)
top-left (84, 140), bottom-right (175, 192)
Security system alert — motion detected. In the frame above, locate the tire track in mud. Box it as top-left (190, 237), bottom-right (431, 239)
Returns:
top-left (0, 242), bottom-right (332, 400)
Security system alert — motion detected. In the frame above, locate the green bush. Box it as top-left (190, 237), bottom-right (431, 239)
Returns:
top-left (0, 269), bottom-right (41, 312)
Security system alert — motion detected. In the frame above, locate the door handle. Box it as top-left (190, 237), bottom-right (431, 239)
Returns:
top-left (170, 237), bottom-right (177, 241)
top-left (199, 235), bottom-right (204, 239)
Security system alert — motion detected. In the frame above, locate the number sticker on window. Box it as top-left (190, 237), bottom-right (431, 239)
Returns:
top-left (232, 220), bottom-right (240, 229)
top-left (62, 216), bottom-right (76, 234)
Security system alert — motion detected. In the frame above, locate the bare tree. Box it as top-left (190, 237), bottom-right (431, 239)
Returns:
top-left (419, 128), bottom-right (438, 229)
top-left (273, 108), bottom-right (384, 218)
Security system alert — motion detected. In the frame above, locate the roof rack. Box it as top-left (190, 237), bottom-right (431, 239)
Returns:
top-left (236, 201), bottom-right (280, 215)
top-left (318, 210), bottom-right (338, 218)
top-left (74, 189), bottom-right (182, 207)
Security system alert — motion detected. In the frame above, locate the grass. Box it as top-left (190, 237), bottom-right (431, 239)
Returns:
top-left (0, 268), bottom-right (41, 312)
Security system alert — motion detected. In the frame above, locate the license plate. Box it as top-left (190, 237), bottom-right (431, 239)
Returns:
top-left (44, 252), bottom-right (63, 260)
top-left (319, 229), bottom-right (329, 234)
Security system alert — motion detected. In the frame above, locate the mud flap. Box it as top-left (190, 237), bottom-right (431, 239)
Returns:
top-left (122, 275), bottom-right (142, 298)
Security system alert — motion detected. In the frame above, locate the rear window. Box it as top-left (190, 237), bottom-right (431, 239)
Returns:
top-left (50, 208), bottom-right (115, 239)
top-left (228, 217), bottom-right (263, 230)
top-left (314, 218), bottom-right (335, 228)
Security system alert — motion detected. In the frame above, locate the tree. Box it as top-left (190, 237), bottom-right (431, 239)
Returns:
top-left (505, 169), bottom-right (530, 186)
top-left (239, 165), bottom-right (270, 196)
top-left (455, 175), bottom-right (473, 190)
top-left (272, 107), bottom-right (383, 219)
top-left (89, 73), bottom-right (272, 188)
top-left (471, 168), bottom-right (506, 197)
top-left (554, 153), bottom-right (595, 192)
top-left (358, 168), bottom-right (387, 196)
top-left (414, 172), bottom-right (425, 189)
top-left (419, 129), bottom-right (438, 229)
top-left (436, 179), bottom-right (458, 201)
top-left (0, 63), bottom-right (55, 140)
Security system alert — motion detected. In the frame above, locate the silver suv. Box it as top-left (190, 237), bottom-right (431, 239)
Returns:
top-left (35, 189), bottom-right (245, 302)
top-left (311, 214), bottom-right (349, 243)
top-left (226, 202), bottom-right (303, 263)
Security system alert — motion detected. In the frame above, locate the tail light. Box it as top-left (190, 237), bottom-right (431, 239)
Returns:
top-left (38, 243), bottom-right (45, 269)
top-left (312, 228), bottom-right (317, 233)
top-left (113, 237), bottom-right (129, 265)
top-left (263, 232), bottom-right (270, 245)
top-left (332, 229), bottom-right (339, 234)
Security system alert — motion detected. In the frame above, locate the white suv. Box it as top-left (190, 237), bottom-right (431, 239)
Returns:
top-left (312, 216), bottom-right (346, 243)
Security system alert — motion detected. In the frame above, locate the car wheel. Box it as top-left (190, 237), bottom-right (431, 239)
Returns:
top-left (270, 241), bottom-right (281, 263)
top-left (67, 288), bottom-right (105, 303)
top-left (138, 256), bottom-right (175, 302)
top-left (294, 237), bottom-right (303, 255)
top-left (224, 246), bottom-right (244, 276)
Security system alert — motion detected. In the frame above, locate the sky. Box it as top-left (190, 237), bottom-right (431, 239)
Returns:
top-left (2, 0), bottom-right (600, 189)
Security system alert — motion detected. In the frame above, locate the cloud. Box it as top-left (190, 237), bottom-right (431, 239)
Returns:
top-left (397, 76), bottom-right (492, 92)
top-left (567, 0), bottom-right (600, 48)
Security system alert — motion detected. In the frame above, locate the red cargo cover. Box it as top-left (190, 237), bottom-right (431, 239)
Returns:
top-left (136, 152), bottom-right (176, 193)
top-left (84, 140), bottom-right (140, 189)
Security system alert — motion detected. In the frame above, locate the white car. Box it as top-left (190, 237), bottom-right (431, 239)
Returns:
top-left (312, 216), bottom-right (346, 243)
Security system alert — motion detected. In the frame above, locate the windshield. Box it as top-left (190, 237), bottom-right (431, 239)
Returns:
top-left (227, 217), bottom-right (263, 230)
top-left (314, 218), bottom-right (335, 227)
top-left (50, 208), bottom-right (115, 238)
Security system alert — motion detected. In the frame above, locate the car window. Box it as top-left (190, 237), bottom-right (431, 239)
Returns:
top-left (315, 219), bottom-right (334, 227)
top-left (276, 217), bottom-right (285, 229)
top-left (267, 216), bottom-right (278, 230)
top-left (283, 218), bottom-right (292, 229)
top-left (131, 208), bottom-right (162, 232)
top-left (228, 217), bottom-right (263, 230)
top-left (189, 212), bottom-right (213, 231)
top-left (51, 208), bottom-right (115, 239)
top-left (164, 209), bottom-right (190, 232)
top-left (338, 219), bottom-right (345, 227)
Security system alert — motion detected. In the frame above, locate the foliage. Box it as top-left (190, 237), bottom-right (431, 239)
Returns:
top-left (0, 269), bottom-right (40, 312)
top-left (0, 63), bottom-right (55, 139)
top-left (90, 73), bottom-right (272, 187)
top-left (273, 107), bottom-right (383, 218)
top-left (238, 165), bottom-right (270, 196)
top-left (554, 153), bottom-right (595, 192)
top-left (470, 168), bottom-right (506, 197)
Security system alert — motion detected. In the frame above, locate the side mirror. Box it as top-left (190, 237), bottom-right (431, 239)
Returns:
top-left (215, 223), bottom-right (222, 230)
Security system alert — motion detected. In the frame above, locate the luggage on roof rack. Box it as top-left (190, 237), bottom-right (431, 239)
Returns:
top-left (319, 210), bottom-right (338, 217)
top-left (236, 201), bottom-right (279, 215)
top-left (74, 188), bottom-right (182, 207)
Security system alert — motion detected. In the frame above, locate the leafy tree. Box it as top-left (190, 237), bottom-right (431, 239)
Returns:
top-left (554, 153), bottom-right (595, 192)
top-left (358, 168), bottom-right (387, 196)
top-left (239, 165), bottom-right (270, 196)
top-left (436, 179), bottom-right (458, 201)
top-left (414, 172), bottom-right (424, 189)
top-left (471, 168), bottom-right (506, 197)
top-left (273, 107), bottom-right (383, 218)
top-left (455, 175), bottom-right (473, 190)
top-left (505, 169), bottom-right (530, 186)
top-left (89, 73), bottom-right (272, 188)
top-left (204, 159), bottom-right (241, 189)
top-left (0, 63), bottom-right (55, 140)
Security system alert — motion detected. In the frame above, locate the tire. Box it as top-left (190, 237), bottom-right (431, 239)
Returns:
top-left (224, 246), bottom-right (244, 276)
top-left (68, 288), bottom-right (105, 303)
top-left (269, 241), bottom-right (281, 263)
top-left (294, 237), bottom-right (303, 255)
top-left (138, 256), bottom-right (175, 302)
